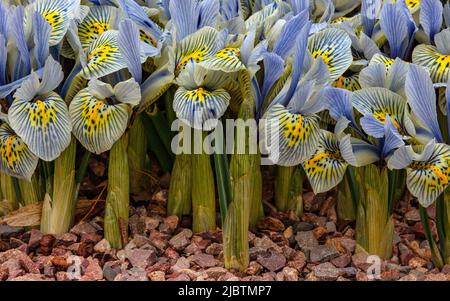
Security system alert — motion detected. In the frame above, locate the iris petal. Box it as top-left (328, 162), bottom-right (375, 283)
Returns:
top-left (307, 28), bottom-right (353, 81)
top-left (261, 104), bottom-right (320, 166)
top-left (302, 130), bottom-right (348, 194)
top-left (9, 92), bottom-right (72, 161)
top-left (412, 44), bottom-right (450, 83)
top-left (0, 123), bottom-right (38, 181)
top-left (70, 89), bottom-right (130, 154)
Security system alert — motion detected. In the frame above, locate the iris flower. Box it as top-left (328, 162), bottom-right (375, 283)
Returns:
top-left (388, 64), bottom-right (450, 207)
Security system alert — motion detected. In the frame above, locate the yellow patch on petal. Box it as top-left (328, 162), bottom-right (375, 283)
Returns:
top-left (280, 113), bottom-right (314, 147)
top-left (28, 100), bottom-right (57, 129)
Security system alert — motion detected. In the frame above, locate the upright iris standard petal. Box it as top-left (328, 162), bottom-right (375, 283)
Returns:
top-left (260, 104), bottom-right (320, 166)
top-left (353, 87), bottom-right (408, 137)
top-left (419, 0), bottom-right (443, 42)
top-left (35, 0), bottom-right (80, 46)
top-left (82, 30), bottom-right (127, 79)
top-left (9, 92), bottom-right (72, 161)
top-left (301, 130), bottom-right (348, 194)
top-left (173, 86), bottom-right (230, 130)
top-left (33, 12), bottom-right (52, 69)
top-left (78, 5), bottom-right (118, 51)
top-left (307, 28), bottom-right (353, 81)
top-left (0, 123), bottom-right (38, 181)
top-left (405, 64), bottom-right (444, 142)
top-left (412, 44), bottom-right (450, 83)
top-left (70, 88), bottom-right (131, 154)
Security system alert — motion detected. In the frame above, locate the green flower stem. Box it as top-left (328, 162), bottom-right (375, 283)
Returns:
top-left (436, 189), bottom-right (450, 264)
top-left (104, 133), bottom-right (130, 249)
top-left (41, 137), bottom-right (77, 234)
top-left (223, 99), bottom-right (255, 271)
top-left (0, 172), bottom-right (19, 216)
top-left (419, 204), bottom-right (445, 268)
top-left (274, 165), bottom-right (304, 217)
top-left (168, 153), bottom-right (192, 216)
top-left (355, 165), bottom-right (394, 259)
top-left (275, 166), bottom-right (294, 212)
top-left (286, 166), bottom-right (304, 217)
top-left (249, 157), bottom-right (264, 228)
top-left (18, 175), bottom-right (40, 206)
top-left (128, 114), bottom-right (149, 194)
top-left (337, 170), bottom-right (356, 222)
top-left (191, 130), bottom-right (216, 233)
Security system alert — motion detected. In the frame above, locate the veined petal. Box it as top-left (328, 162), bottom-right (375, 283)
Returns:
top-left (200, 47), bottom-right (245, 73)
top-left (70, 88), bottom-right (130, 154)
top-left (173, 87), bottom-right (230, 130)
top-left (9, 92), bottom-right (72, 161)
top-left (382, 116), bottom-right (405, 158)
top-left (117, 0), bottom-right (162, 41)
top-left (352, 87), bottom-right (407, 135)
top-left (32, 12), bottom-right (52, 69)
top-left (118, 19), bottom-right (143, 83)
top-left (412, 44), bottom-right (450, 83)
top-left (307, 28), bottom-right (353, 81)
top-left (321, 86), bottom-right (356, 126)
top-left (405, 64), bottom-right (444, 142)
top-left (78, 5), bottom-right (118, 51)
top-left (173, 27), bottom-right (219, 75)
top-left (434, 29), bottom-right (450, 55)
top-left (261, 52), bottom-right (285, 100)
top-left (302, 130), bottom-right (348, 194)
top-left (139, 65), bottom-right (174, 113)
top-left (0, 123), bottom-right (38, 181)
top-left (420, 0), bottom-right (443, 42)
top-left (114, 78), bottom-right (141, 107)
top-left (406, 143), bottom-right (450, 207)
top-left (14, 56), bottom-right (63, 103)
top-left (273, 10), bottom-right (309, 59)
top-left (340, 135), bottom-right (380, 166)
top-left (169, 0), bottom-right (199, 41)
top-left (81, 30), bottom-right (127, 79)
top-left (260, 104), bottom-right (320, 166)
top-left (359, 63), bottom-right (386, 89)
top-left (35, 0), bottom-right (80, 46)
top-left (370, 53), bottom-right (395, 71)
top-left (332, 74), bottom-right (361, 91)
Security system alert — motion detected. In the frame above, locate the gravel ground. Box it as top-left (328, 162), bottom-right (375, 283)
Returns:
top-left (1, 185), bottom-right (449, 281)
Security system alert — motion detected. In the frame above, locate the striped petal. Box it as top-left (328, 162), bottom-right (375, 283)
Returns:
top-left (332, 74), bottom-right (361, 91)
top-left (35, 0), bottom-right (80, 46)
top-left (82, 30), bottom-right (127, 79)
top-left (352, 87), bottom-right (408, 136)
top-left (70, 88), bottom-right (131, 154)
top-left (307, 28), bottom-right (353, 81)
top-left (0, 123), bottom-right (38, 181)
top-left (302, 130), bottom-right (348, 194)
top-left (173, 27), bottom-right (219, 75)
top-left (406, 143), bottom-right (450, 207)
top-left (405, 64), bottom-right (444, 142)
top-left (370, 53), bottom-right (395, 71)
top-left (8, 92), bottom-right (72, 161)
top-left (412, 44), bottom-right (450, 83)
top-left (78, 5), bottom-right (118, 51)
top-left (200, 47), bottom-right (245, 73)
top-left (260, 104), bottom-right (320, 166)
top-left (173, 87), bottom-right (230, 130)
